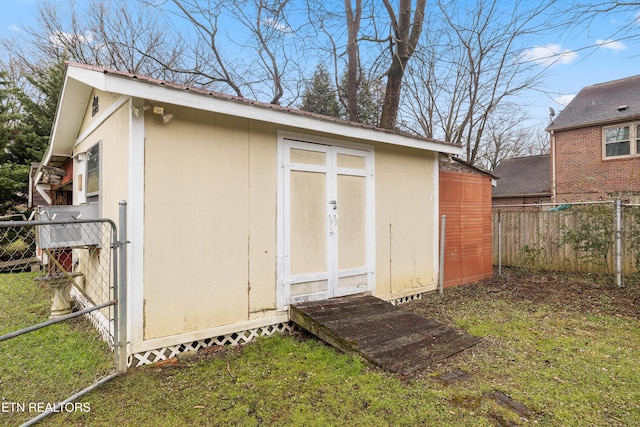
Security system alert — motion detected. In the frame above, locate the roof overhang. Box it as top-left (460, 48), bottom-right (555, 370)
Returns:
top-left (546, 115), bottom-right (640, 133)
top-left (35, 70), bottom-right (94, 185)
top-left (40, 63), bottom-right (461, 176)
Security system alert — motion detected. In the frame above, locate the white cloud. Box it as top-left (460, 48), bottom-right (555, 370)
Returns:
top-left (554, 94), bottom-right (575, 106)
top-left (595, 39), bottom-right (628, 51)
top-left (9, 25), bottom-right (20, 33)
top-left (263, 17), bottom-right (292, 33)
top-left (48, 31), bottom-right (94, 48)
top-left (521, 44), bottom-right (578, 66)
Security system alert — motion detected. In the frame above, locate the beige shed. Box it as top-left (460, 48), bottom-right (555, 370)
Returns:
top-left (36, 62), bottom-right (462, 366)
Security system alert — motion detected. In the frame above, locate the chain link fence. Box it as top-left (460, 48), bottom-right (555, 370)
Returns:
top-left (493, 201), bottom-right (640, 285)
top-left (0, 209), bottom-right (126, 426)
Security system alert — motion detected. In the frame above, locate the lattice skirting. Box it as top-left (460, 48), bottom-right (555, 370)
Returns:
top-left (129, 321), bottom-right (298, 368)
top-left (389, 293), bottom-right (423, 306)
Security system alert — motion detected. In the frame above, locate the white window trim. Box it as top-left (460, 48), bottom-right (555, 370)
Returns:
top-left (86, 141), bottom-right (102, 200)
top-left (602, 123), bottom-right (640, 160)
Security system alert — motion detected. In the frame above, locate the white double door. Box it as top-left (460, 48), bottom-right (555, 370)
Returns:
top-left (280, 138), bottom-right (374, 305)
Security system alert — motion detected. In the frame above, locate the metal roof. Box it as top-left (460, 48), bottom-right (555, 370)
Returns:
top-left (38, 62), bottom-right (463, 184)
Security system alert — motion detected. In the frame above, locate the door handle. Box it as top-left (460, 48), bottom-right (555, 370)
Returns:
top-left (329, 213), bottom-right (338, 235)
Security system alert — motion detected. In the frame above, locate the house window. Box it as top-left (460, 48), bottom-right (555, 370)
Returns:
top-left (604, 126), bottom-right (630, 157)
top-left (86, 142), bottom-right (100, 201)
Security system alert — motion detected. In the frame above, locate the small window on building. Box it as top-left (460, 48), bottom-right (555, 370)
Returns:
top-left (86, 142), bottom-right (100, 201)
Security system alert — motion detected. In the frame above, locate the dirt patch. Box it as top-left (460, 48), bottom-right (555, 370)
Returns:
top-left (410, 268), bottom-right (640, 321)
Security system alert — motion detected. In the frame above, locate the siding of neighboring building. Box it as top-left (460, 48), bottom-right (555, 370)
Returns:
top-left (492, 196), bottom-right (551, 209)
top-left (553, 125), bottom-right (640, 202)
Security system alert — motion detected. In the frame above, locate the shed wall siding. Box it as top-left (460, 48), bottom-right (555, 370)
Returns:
top-left (74, 94), bottom-right (130, 217)
top-left (73, 98), bottom-right (130, 310)
top-left (247, 121), bottom-right (278, 317)
top-left (77, 89), bottom-right (122, 137)
top-left (143, 107), bottom-right (252, 340)
top-left (374, 145), bottom-right (438, 298)
top-left (140, 107), bottom-right (441, 340)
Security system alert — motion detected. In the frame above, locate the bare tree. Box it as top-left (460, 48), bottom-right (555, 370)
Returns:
top-left (170, 0), bottom-right (310, 104)
top-left (403, 0), bottom-right (556, 165)
top-left (304, 0), bottom-right (369, 121)
top-left (378, 0), bottom-right (426, 130)
top-left (170, 0), bottom-right (248, 97)
top-left (2, 0), bottom-right (191, 84)
top-left (565, 1), bottom-right (640, 42)
top-left (3, 0), bottom-right (577, 144)
top-left (478, 105), bottom-right (550, 171)
top-left (217, 0), bottom-right (297, 104)
top-left (305, 0), bottom-right (426, 127)
top-left (343, 0), bottom-right (362, 121)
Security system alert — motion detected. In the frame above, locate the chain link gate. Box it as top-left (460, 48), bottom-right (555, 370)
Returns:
top-left (0, 202), bottom-right (127, 426)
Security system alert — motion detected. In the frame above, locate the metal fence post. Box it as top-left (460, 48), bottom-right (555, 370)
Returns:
top-left (498, 208), bottom-right (502, 276)
top-left (439, 215), bottom-right (446, 295)
top-left (615, 199), bottom-right (622, 287)
top-left (117, 201), bottom-right (128, 373)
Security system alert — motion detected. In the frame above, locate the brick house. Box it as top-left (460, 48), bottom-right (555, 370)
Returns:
top-left (491, 154), bottom-right (551, 209)
top-left (547, 75), bottom-right (640, 203)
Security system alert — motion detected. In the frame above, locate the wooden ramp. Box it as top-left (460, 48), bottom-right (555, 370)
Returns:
top-left (290, 294), bottom-right (481, 375)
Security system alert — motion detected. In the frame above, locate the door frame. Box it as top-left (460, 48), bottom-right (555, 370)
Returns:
top-left (276, 131), bottom-right (376, 309)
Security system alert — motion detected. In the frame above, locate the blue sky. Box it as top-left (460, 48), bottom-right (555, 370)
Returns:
top-left (519, 5), bottom-right (640, 124)
top-left (3, 0), bottom-right (640, 127)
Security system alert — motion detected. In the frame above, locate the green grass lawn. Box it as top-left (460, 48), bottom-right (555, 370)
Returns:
top-left (0, 272), bottom-right (114, 426)
top-left (3, 270), bottom-right (640, 426)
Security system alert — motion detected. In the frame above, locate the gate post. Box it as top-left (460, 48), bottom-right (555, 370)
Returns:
top-left (117, 201), bottom-right (128, 373)
top-left (615, 199), bottom-right (622, 288)
top-left (439, 215), bottom-right (446, 295)
top-left (498, 208), bottom-right (502, 276)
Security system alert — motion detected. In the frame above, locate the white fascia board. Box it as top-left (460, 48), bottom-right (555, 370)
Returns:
top-left (36, 72), bottom-right (87, 183)
top-left (68, 66), bottom-right (462, 155)
top-left (66, 65), bottom-right (111, 90)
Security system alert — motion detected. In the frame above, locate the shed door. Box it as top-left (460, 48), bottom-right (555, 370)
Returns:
top-left (281, 139), bottom-right (373, 305)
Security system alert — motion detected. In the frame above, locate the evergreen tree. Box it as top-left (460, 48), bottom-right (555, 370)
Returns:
top-left (11, 59), bottom-right (64, 164)
top-left (0, 59), bottom-right (64, 213)
top-left (0, 71), bottom-right (25, 214)
top-left (300, 65), bottom-right (341, 118)
top-left (338, 72), bottom-right (382, 126)
top-left (0, 71), bottom-right (12, 165)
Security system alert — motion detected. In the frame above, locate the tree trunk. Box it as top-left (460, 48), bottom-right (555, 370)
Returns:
top-left (379, 0), bottom-right (426, 130)
top-left (344, 0), bottom-right (361, 122)
top-left (379, 57), bottom-right (404, 129)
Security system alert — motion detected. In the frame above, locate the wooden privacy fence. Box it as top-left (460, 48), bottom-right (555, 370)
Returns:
top-left (492, 202), bottom-right (640, 278)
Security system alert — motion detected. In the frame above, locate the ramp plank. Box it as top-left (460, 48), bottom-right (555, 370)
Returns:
top-left (290, 294), bottom-right (481, 375)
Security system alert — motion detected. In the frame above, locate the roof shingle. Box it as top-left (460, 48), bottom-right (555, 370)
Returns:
top-left (547, 74), bottom-right (640, 131)
top-left (492, 154), bottom-right (551, 197)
